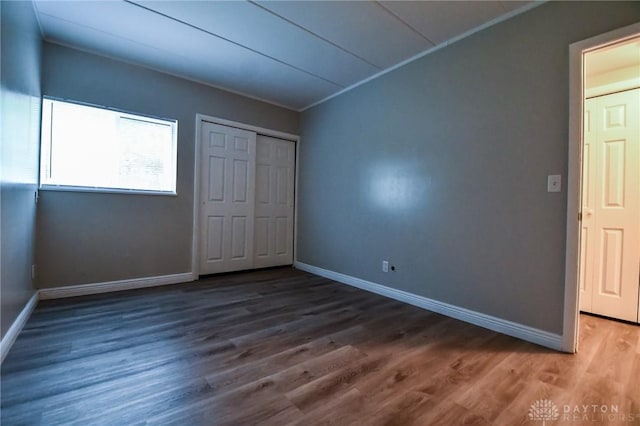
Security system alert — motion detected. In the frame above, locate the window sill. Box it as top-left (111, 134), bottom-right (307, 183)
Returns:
top-left (39, 185), bottom-right (177, 196)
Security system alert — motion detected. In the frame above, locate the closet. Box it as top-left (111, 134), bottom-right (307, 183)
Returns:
top-left (198, 121), bottom-right (295, 275)
top-left (579, 88), bottom-right (639, 322)
top-left (579, 38), bottom-right (640, 323)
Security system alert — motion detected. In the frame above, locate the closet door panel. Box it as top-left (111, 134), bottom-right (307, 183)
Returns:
top-left (254, 135), bottom-right (295, 268)
top-left (200, 122), bottom-right (256, 274)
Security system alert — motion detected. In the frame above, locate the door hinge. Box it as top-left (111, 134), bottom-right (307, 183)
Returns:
top-left (578, 211), bottom-right (582, 221)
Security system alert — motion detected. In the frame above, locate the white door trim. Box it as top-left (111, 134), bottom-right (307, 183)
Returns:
top-left (192, 114), bottom-right (300, 278)
top-left (563, 22), bottom-right (640, 353)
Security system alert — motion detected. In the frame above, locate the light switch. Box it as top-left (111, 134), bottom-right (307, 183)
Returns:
top-left (547, 175), bottom-right (561, 192)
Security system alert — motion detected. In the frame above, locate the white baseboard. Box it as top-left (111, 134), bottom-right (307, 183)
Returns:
top-left (1, 292), bottom-right (39, 364)
top-left (294, 261), bottom-right (563, 351)
top-left (2, 273), bottom-right (195, 363)
top-left (39, 272), bottom-right (195, 300)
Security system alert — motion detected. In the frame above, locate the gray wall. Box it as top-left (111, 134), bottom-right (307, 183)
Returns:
top-left (297, 2), bottom-right (640, 334)
top-left (37, 43), bottom-right (298, 288)
top-left (1, 1), bottom-right (42, 339)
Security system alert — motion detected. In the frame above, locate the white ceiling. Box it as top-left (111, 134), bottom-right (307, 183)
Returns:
top-left (32, 0), bottom-right (537, 111)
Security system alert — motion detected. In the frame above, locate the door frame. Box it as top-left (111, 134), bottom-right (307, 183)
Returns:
top-left (563, 22), bottom-right (640, 353)
top-left (192, 113), bottom-right (300, 278)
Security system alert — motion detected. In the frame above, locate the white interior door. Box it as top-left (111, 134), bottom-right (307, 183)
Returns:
top-left (254, 135), bottom-right (296, 268)
top-left (580, 88), bottom-right (640, 322)
top-left (199, 122), bottom-right (256, 275)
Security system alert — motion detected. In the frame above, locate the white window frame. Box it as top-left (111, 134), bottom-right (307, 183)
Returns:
top-left (39, 97), bottom-right (178, 196)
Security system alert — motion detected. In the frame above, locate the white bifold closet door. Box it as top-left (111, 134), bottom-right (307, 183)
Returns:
top-left (199, 121), bottom-right (295, 275)
top-left (199, 122), bottom-right (256, 275)
top-left (254, 135), bottom-right (295, 269)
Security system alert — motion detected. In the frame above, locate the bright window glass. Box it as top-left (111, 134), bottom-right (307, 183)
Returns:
top-left (40, 99), bottom-right (177, 194)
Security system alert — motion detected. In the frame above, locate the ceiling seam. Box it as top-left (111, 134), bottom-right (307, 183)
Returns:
top-left (248, 0), bottom-right (383, 70)
top-left (373, 1), bottom-right (436, 46)
top-left (300, 1), bottom-right (546, 112)
top-left (36, 11), bottom-right (309, 110)
top-left (37, 11), bottom-right (201, 67)
top-left (43, 38), bottom-right (301, 111)
top-left (124, 0), bottom-right (345, 89)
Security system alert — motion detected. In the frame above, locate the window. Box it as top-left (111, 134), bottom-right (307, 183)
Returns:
top-left (40, 99), bottom-right (177, 194)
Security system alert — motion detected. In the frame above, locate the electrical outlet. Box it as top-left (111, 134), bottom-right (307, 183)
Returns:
top-left (382, 260), bottom-right (389, 273)
top-left (547, 175), bottom-right (561, 192)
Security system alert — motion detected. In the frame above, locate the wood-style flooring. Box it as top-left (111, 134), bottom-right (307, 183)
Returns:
top-left (1, 267), bottom-right (639, 425)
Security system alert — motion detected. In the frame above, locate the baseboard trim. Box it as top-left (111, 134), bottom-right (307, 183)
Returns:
top-left (2, 273), bottom-right (196, 362)
top-left (294, 262), bottom-right (563, 351)
top-left (39, 272), bottom-right (196, 300)
top-left (1, 292), bottom-right (39, 364)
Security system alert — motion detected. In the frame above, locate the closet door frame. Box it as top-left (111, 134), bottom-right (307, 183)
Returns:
top-left (192, 113), bottom-right (300, 278)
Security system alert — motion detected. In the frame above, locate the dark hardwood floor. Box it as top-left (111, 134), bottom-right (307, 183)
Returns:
top-left (1, 267), bottom-right (639, 425)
